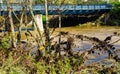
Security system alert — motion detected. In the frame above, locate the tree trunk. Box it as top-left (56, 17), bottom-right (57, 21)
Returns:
top-left (17, 5), bottom-right (25, 44)
top-left (28, 0), bottom-right (44, 46)
top-left (58, 15), bottom-right (61, 56)
top-left (45, 0), bottom-right (51, 53)
top-left (7, 1), bottom-right (16, 48)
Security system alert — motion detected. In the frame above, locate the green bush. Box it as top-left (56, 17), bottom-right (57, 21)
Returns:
top-left (42, 15), bottom-right (46, 24)
top-left (109, 2), bottom-right (120, 25)
top-left (0, 35), bottom-right (11, 49)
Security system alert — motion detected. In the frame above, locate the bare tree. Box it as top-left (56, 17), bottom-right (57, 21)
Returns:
top-left (44, 0), bottom-right (51, 52)
top-left (17, 0), bottom-right (27, 43)
top-left (28, 0), bottom-right (44, 46)
top-left (6, 0), bottom-right (16, 48)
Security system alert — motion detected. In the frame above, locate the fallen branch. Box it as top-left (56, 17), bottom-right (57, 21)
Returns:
top-left (110, 39), bottom-right (120, 44)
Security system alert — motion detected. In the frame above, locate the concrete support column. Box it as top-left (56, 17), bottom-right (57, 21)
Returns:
top-left (34, 14), bottom-right (44, 32)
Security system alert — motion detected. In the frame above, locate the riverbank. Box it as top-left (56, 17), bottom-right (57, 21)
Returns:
top-left (1, 26), bottom-right (120, 73)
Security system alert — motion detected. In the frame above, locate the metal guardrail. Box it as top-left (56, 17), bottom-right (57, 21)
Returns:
top-left (0, 4), bottom-right (112, 15)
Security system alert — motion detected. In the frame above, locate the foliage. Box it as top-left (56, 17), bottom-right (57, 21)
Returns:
top-left (0, 48), bottom-right (84, 74)
top-left (42, 15), bottom-right (46, 24)
top-left (0, 0), bottom-right (120, 74)
top-left (2, 0), bottom-right (108, 4)
top-left (31, 53), bottom-right (84, 74)
top-left (0, 16), bottom-right (5, 28)
top-left (0, 34), bottom-right (11, 49)
top-left (109, 2), bottom-right (120, 25)
top-left (0, 52), bottom-right (28, 74)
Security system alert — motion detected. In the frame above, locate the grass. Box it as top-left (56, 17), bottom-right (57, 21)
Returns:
top-left (1, 54), bottom-right (120, 74)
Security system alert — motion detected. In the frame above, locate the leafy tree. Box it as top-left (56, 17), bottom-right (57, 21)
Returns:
top-left (109, 2), bottom-right (120, 25)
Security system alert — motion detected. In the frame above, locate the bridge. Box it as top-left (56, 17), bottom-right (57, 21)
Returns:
top-left (0, 3), bottom-right (112, 32)
top-left (0, 4), bottom-right (112, 16)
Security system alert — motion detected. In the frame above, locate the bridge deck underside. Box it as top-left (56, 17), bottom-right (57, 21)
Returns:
top-left (0, 9), bottom-right (110, 16)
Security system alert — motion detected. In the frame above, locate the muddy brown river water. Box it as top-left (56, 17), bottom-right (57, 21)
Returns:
top-left (51, 26), bottom-right (120, 66)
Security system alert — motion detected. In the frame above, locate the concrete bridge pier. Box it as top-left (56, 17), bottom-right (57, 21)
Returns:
top-left (34, 14), bottom-right (46, 56)
top-left (34, 14), bottom-right (44, 32)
